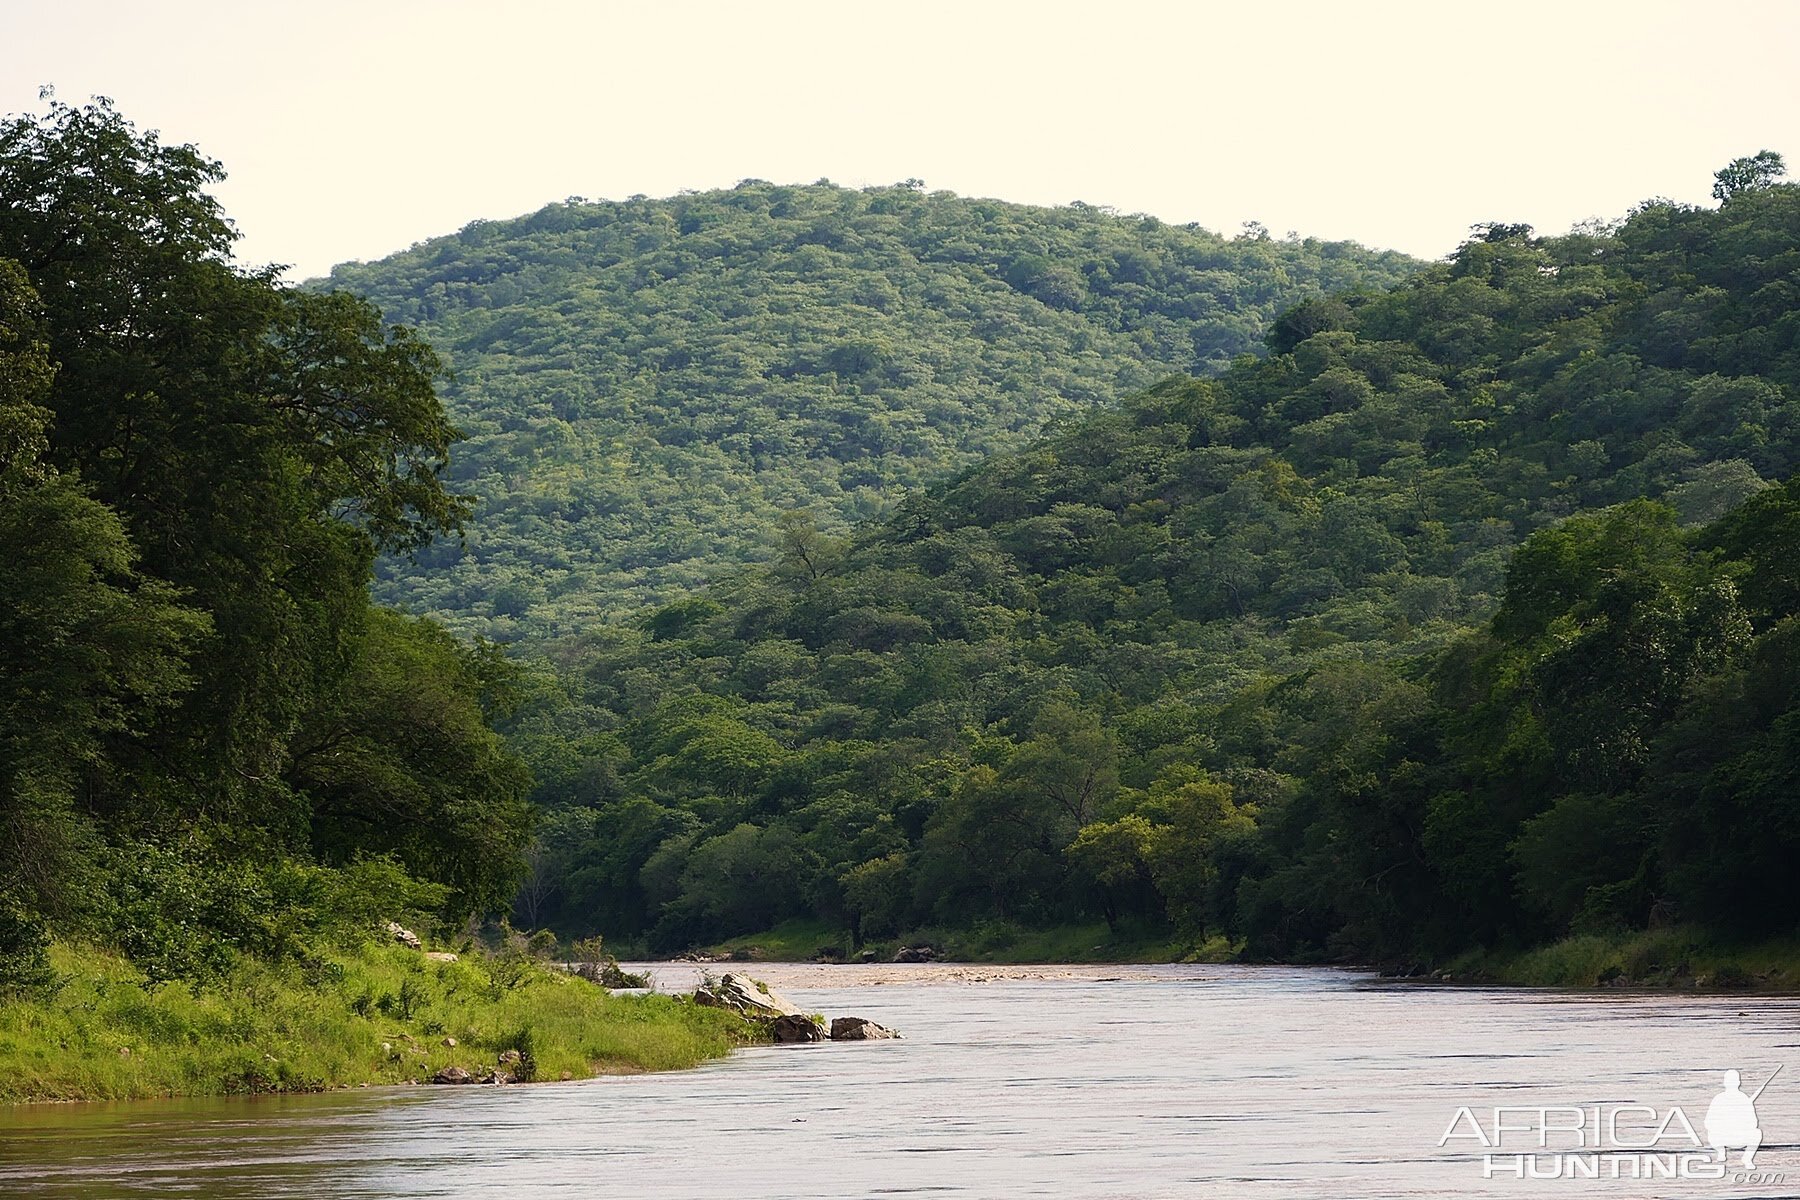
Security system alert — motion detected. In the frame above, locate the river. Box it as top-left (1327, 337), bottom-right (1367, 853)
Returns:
top-left (2, 963), bottom-right (1796, 1198)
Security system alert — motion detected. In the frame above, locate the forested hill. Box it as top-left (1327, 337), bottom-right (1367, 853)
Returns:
top-left (508, 165), bottom-right (1800, 965)
top-left (324, 184), bottom-right (1418, 637)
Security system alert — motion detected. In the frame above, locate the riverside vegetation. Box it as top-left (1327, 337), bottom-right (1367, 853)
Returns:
top-left (1, 97), bottom-right (1796, 1110)
top-left (466, 154), bottom-right (1800, 989)
top-left (0, 929), bottom-right (749, 1103)
top-left (0, 98), bottom-right (758, 1102)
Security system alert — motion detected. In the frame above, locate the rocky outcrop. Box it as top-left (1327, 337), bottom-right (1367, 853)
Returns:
top-left (430, 1062), bottom-right (520, 1085)
top-left (769, 1014), bottom-right (826, 1043)
top-left (830, 1017), bottom-right (900, 1041)
top-left (691, 972), bottom-right (900, 1046)
top-left (386, 921), bottom-right (422, 951)
top-left (692, 973), bottom-right (805, 1018)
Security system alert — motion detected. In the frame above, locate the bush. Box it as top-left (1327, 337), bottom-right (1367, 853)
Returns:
top-left (493, 1025), bottom-right (538, 1082)
top-left (0, 906), bottom-right (52, 995)
top-left (88, 847), bottom-right (454, 985)
top-left (311, 857), bottom-right (451, 937)
top-left (571, 935), bottom-right (647, 988)
top-left (97, 845), bottom-right (259, 983)
top-left (491, 928), bottom-right (535, 990)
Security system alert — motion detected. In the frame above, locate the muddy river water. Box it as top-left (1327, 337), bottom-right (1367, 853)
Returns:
top-left (3, 963), bottom-right (1797, 1198)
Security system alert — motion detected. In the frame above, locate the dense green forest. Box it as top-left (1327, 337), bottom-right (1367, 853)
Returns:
top-left (5, 90), bottom-right (1797, 1014)
top-left (0, 99), bottom-right (533, 999)
top-left (328, 186), bottom-right (1418, 637)
top-left (508, 160), bottom-right (1800, 967)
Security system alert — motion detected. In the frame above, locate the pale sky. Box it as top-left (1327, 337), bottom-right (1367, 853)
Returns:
top-left (5, 0), bottom-right (1798, 281)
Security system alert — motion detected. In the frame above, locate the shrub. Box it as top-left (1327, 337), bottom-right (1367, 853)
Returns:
top-left (571, 935), bottom-right (647, 988)
top-left (0, 906), bottom-right (52, 995)
top-left (493, 1025), bottom-right (538, 1082)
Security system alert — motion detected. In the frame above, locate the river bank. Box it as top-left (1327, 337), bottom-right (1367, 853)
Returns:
top-left (687, 918), bottom-right (1225, 966)
top-left (11, 964), bottom-right (1796, 1199)
top-left (12, 921), bottom-right (1795, 1105)
top-left (1436, 926), bottom-right (1800, 991)
top-left (687, 919), bottom-right (1800, 992)
top-left (0, 941), bottom-right (754, 1104)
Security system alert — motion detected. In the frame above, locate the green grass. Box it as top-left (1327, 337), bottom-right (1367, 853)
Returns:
top-left (704, 916), bottom-right (1800, 993)
top-left (1445, 927), bottom-right (1800, 990)
top-left (706, 918), bottom-right (846, 962)
top-left (927, 920), bottom-right (1231, 964)
top-left (0, 941), bottom-right (757, 1103)
top-left (703, 918), bottom-right (1226, 965)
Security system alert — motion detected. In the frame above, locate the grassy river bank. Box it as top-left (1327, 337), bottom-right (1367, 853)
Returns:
top-left (0, 940), bottom-right (754, 1104)
top-left (10, 921), bottom-right (1794, 1104)
top-left (691, 919), bottom-right (1800, 992)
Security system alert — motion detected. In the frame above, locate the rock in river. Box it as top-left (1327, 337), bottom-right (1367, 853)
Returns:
top-left (693, 973), bottom-right (804, 1018)
top-left (769, 1014), bottom-right (826, 1043)
top-left (830, 1017), bottom-right (900, 1041)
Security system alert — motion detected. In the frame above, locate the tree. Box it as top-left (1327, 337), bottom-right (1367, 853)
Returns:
top-left (0, 259), bottom-right (204, 922)
top-left (1006, 704), bottom-right (1118, 828)
top-left (840, 853), bottom-right (910, 946)
top-left (1712, 151), bottom-right (1787, 202)
top-left (774, 509), bottom-right (843, 583)
top-left (1066, 815), bottom-right (1155, 931)
top-left (286, 610), bottom-right (534, 919)
top-left (0, 98), bottom-right (533, 953)
top-left (0, 97), bottom-right (469, 842)
top-left (1136, 772), bottom-right (1254, 935)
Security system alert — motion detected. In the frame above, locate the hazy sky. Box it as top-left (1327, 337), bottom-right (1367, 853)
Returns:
top-left (6, 0), bottom-right (1798, 280)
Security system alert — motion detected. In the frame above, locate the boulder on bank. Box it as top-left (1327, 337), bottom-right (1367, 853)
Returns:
top-left (769, 1014), bottom-right (826, 1043)
top-left (692, 973), bottom-right (804, 1018)
top-left (430, 1065), bottom-right (474, 1085)
top-left (892, 944), bottom-right (939, 963)
top-left (386, 921), bottom-right (422, 951)
top-left (830, 1017), bottom-right (900, 1041)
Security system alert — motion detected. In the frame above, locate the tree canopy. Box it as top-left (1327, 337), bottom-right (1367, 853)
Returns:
top-left (0, 98), bottom-right (530, 986)
top-left (328, 183), bottom-right (1419, 637)
top-left (499, 175), bottom-right (1800, 961)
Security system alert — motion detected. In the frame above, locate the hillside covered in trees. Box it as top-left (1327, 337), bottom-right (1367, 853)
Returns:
top-left (509, 163), bottom-right (1800, 969)
top-left (327, 186), bottom-right (1418, 637)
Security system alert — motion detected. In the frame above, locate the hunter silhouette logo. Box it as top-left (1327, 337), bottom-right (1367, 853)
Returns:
top-left (1439, 1065), bottom-right (1785, 1182)
top-left (1706, 1065), bottom-right (1777, 1169)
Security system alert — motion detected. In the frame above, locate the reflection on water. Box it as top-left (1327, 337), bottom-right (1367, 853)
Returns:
top-left (3, 964), bottom-right (1798, 1198)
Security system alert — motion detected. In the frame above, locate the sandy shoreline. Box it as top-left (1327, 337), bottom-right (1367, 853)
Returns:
top-left (618, 961), bottom-right (1252, 990)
